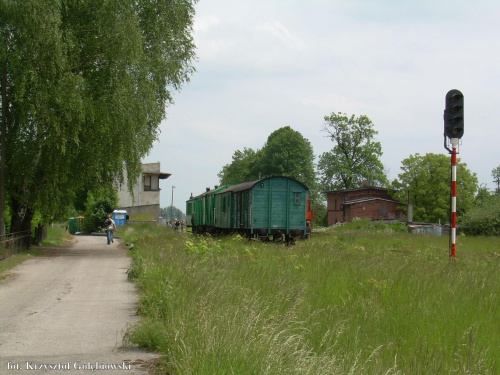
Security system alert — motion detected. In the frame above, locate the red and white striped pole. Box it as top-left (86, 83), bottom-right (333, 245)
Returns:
top-left (450, 138), bottom-right (459, 258)
top-left (444, 89), bottom-right (464, 258)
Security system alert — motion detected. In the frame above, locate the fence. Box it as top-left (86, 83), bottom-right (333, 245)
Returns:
top-left (0, 230), bottom-right (32, 260)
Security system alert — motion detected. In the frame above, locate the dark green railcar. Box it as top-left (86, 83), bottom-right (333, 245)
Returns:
top-left (216, 176), bottom-right (309, 241)
top-left (187, 185), bottom-right (231, 233)
top-left (188, 176), bottom-right (309, 241)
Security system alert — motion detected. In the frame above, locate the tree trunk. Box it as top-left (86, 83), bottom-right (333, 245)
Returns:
top-left (10, 197), bottom-right (34, 233)
top-left (0, 57), bottom-right (7, 235)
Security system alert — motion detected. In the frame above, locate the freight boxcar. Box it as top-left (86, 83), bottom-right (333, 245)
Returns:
top-left (187, 176), bottom-right (310, 242)
top-left (221, 176), bottom-right (309, 241)
top-left (186, 185), bottom-right (231, 233)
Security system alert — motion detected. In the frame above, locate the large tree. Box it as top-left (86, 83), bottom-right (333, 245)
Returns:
top-left (218, 126), bottom-right (316, 189)
top-left (218, 147), bottom-right (260, 186)
top-left (0, 0), bottom-right (197, 232)
top-left (259, 126), bottom-right (316, 186)
top-left (318, 112), bottom-right (387, 190)
top-left (218, 126), bottom-right (324, 221)
top-left (391, 153), bottom-right (478, 224)
top-left (492, 165), bottom-right (500, 194)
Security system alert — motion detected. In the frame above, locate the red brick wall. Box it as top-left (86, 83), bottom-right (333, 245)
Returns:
top-left (345, 200), bottom-right (400, 222)
top-left (326, 188), bottom-right (401, 226)
top-left (326, 192), bottom-right (344, 225)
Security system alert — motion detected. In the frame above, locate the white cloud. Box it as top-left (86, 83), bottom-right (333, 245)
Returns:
top-left (145, 0), bottom-right (500, 211)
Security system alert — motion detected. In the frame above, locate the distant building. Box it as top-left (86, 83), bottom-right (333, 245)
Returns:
top-left (325, 185), bottom-right (403, 226)
top-left (115, 162), bottom-right (171, 221)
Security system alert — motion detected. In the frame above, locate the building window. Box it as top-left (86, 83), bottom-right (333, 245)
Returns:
top-left (144, 175), bottom-right (152, 191)
top-left (294, 192), bottom-right (301, 206)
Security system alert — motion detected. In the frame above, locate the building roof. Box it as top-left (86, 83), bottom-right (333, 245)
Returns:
top-left (141, 162), bottom-right (171, 179)
top-left (341, 197), bottom-right (400, 206)
top-left (324, 186), bottom-right (388, 194)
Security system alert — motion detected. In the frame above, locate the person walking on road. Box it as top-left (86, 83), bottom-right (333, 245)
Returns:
top-left (103, 214), bottom-right (117, 245)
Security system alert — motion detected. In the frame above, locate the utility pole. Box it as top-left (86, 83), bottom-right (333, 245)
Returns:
top-left (170, 186), bottom-right (175, 224)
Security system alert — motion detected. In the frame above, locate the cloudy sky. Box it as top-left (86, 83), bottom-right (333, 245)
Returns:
top-left (143, 0), bottom-right (500, 212)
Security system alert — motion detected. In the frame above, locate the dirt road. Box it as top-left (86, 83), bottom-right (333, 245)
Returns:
top-left (0, 235), bottom-right (159, 374)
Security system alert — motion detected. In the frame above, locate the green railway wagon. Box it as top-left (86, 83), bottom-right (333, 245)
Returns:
top-left (215, 187), bottom-right (234, 230)
top-left (186, 196), bottom-right (196, 227)
top-left (216, 176), bottom-right (309, 241)
top-left (187, 185), bottom-right (230, 233)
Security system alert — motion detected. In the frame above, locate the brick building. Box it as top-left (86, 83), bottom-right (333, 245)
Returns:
top-left (325, 186), bottom-right (403, 226)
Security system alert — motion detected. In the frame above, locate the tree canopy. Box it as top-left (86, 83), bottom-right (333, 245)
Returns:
top-left (318, 112), bottom-right (387, 190)
top-left (218, 147), bottom-right (260, 186)
top-left (492, 165), bottom-right (500, 194)
top-left (218, 126), bottom-right (316, 189)
top-left (391, 153), bottom-right (478, 224)
top-left (259, 126), bottom-right (316, 184)
top-left (0, 0), bottom-right (197, 232)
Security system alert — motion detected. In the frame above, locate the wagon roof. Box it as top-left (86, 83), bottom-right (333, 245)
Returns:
top-left (216, 176), bottom-right (308, 194)
top-left (191, 184), bottom-right (232, 199)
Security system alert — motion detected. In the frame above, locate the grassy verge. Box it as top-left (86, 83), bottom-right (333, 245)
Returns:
top-left (42, 224), bottom-right (76, 247)
top-left (123, 221), bottom-right (500, 374)
top-left (0, 224), bottom-right (75, 280)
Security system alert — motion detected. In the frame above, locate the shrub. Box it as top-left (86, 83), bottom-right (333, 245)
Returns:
top-left (461, 196), bottom-right (500, 236)
top-left (82, 188), bottom-right (118, 233)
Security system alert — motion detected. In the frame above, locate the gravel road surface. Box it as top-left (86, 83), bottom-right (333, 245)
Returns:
top-left (0, 235), bottom-right (159, 374)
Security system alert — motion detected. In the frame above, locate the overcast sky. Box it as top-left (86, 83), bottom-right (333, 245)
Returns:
top-left (143, 0), bottom-right (500, 212)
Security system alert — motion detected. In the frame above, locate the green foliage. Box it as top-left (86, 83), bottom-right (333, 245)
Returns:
top-left (42, 224), bottom-right (75, 246)
top-left (219, 126), bottom-right (316, 187)
top-left (310, 200), bottom-right (327, 227)
top-left (124, 223), bottom-right (500, 374)
top-left (461, 194), bottom-right (500, 236)
top-left (492, 165), bottom-right (500, 194)
top-left (1, 0), bottom-right (197, 232)
top-left (333, 218), bottom-right (409, 233)
top-left (82, 188), bottom-right (118, 234)
top-left (218, 126), bottom-right (324, 214)
top-left (259, 126), bottom-right (316, 186)
top-left (391, 153), bottom-right (478, 223)
top-left (218, 147), bottom-right (260, 185)
top-left (318, 112), bottom-right (388, 190)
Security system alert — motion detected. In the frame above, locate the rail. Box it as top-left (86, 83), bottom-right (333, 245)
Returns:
top-left (0, 230), bottom-right (32, 260)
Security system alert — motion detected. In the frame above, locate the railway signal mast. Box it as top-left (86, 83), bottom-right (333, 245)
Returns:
top-left (443, 89), bottom-right (464, 258)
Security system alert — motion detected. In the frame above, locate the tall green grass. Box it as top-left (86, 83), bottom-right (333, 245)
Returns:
top-left (123, 222), bottom-right (500, 374)
top-left (42, 224), bottom-right (75, 246)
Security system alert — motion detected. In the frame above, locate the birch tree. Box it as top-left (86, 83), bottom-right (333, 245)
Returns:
top-left (0, 0), bottom-right (197, 232)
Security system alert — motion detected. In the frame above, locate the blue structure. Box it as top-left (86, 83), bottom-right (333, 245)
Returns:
top-left (112, 210), bottom-right (127, 228)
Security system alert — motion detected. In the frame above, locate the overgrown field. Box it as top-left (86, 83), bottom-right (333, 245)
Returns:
top-left (122, 221), bottom-right (500, 374)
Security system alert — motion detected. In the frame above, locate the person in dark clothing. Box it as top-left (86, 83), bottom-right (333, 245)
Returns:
top-left (103, 214), bottom-right (117, 245)
top-left (191, 212), bottom-right (196, 233)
